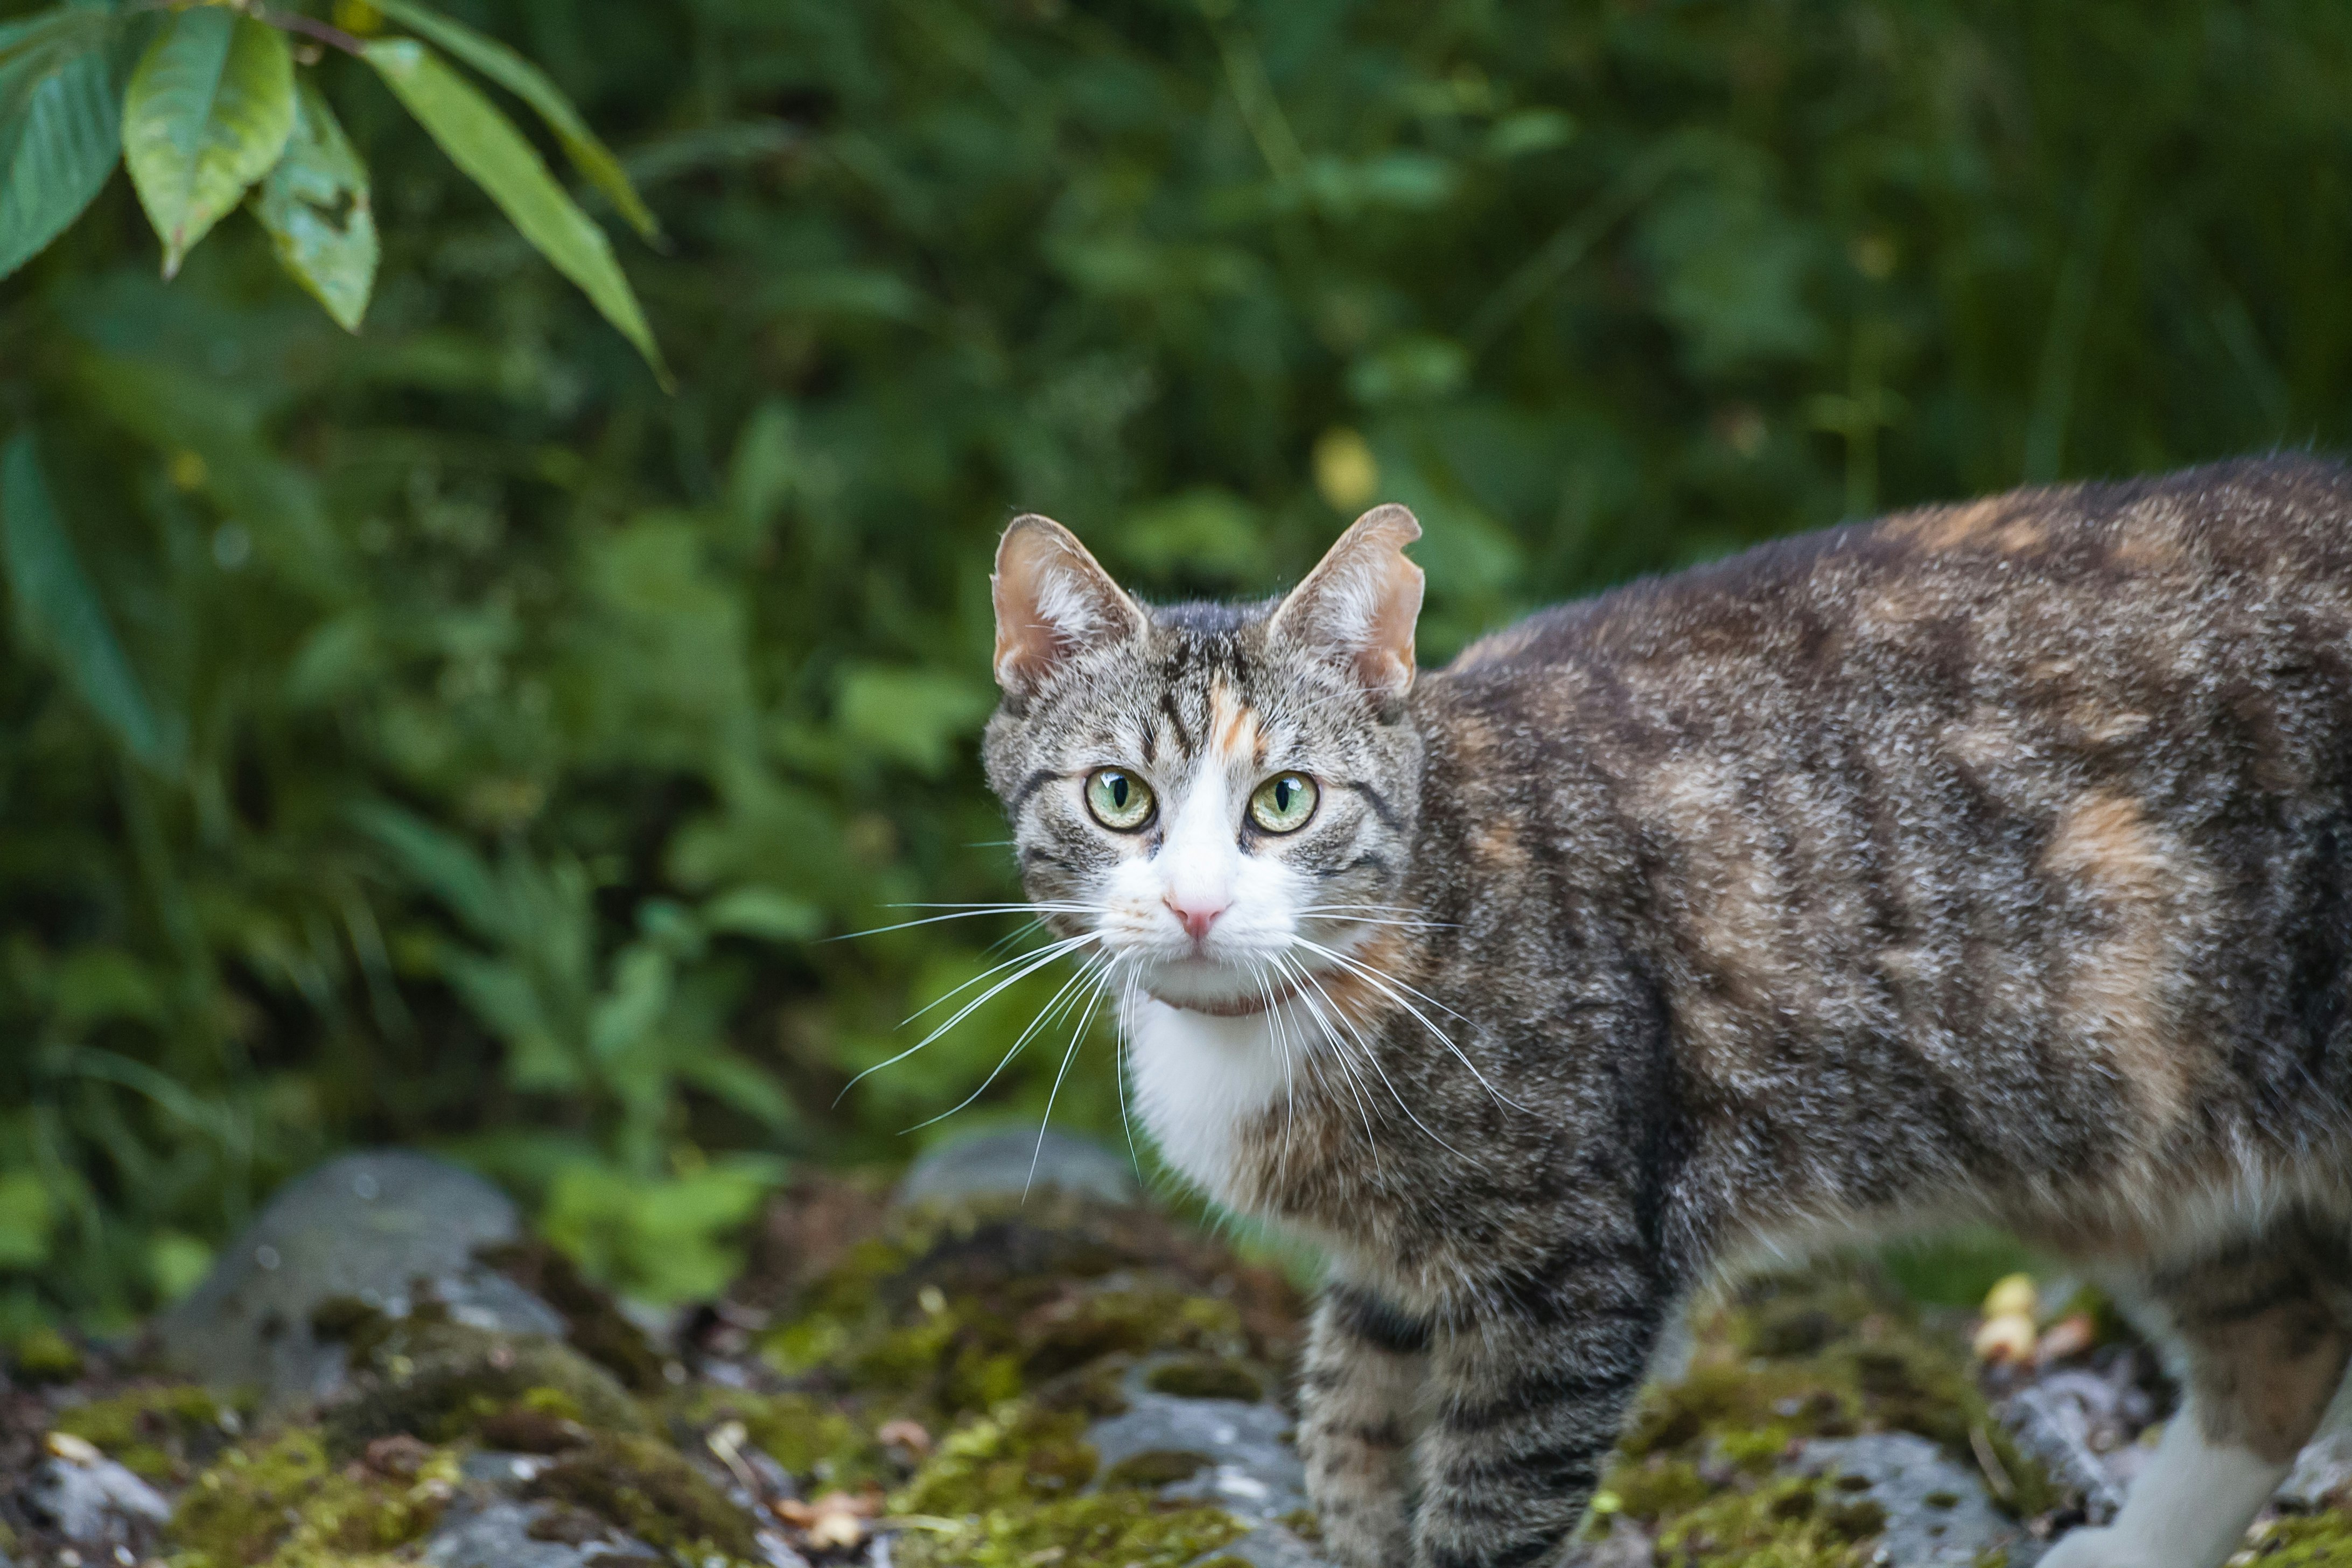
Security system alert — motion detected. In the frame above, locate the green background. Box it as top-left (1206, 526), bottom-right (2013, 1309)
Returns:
top-left (5, 0), bottom-right (2350, 1326)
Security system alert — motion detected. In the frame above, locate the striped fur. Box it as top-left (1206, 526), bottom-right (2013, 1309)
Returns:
top-left (982, 459), bottom-right (2352, 1567)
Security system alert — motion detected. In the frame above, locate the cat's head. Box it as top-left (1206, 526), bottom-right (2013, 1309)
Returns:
top-left (981, 507), bottom-right (1425, 1014)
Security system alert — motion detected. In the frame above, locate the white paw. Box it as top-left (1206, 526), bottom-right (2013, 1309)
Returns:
top-left (2036, 1525), bottom-right (2145, 1568)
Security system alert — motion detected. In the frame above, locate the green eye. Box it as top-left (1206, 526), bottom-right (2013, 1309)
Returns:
top-left (1084, 768), bottom-right (1156, 831)
top-left (1249, 772), bottom-right (1319, 834)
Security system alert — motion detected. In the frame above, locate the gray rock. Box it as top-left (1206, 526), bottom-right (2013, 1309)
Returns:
top-left (423, 1497), bottom-right (661, 1568)
top-left (897, 1128), bottom-right (1140, 1208)
top-left (155, 1150), bottom-right (562, 1402)
top-left (2004, 1378), bottom-right (2130, 1523)
top-left (2279, 1427), bottom-right (2352, 1510)
top-left (1800, 1433), bottom-right (2026, 1568)
top-left (22, 1453), bottom-right (172, 1549)
top-left (1209, 1523), bottom-right (1338, 1567)
top-left (1087, 1356), bottom-right (1310, 1528)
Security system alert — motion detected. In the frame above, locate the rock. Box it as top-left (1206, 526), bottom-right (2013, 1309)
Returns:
top-left (1799, 1432), bottom-right (2028, 1567)
top-left (2279, 1427), bottom-right (2352, 1510)
top-left (423, 1496), bottom-right (663, 1568)
top-left (21, 1451), bottom-right (171, 1550)
top-left (1086, 1355), bottom-right (1311, 1528)
top-left (2003, 1377), bottom-right (2130, 1522)
top-left (897, 1128), bottom-right (1141, 1208)
top-left (1219, 1522), bottom-right (1341, 1566)
top-left (155, 1150), bottom-right (563, 1402)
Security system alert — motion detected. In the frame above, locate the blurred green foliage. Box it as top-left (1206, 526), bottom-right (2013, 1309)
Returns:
top-left (6, 0), bottom-right (2352, 1325)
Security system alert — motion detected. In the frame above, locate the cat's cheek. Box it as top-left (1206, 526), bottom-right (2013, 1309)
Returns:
top-left (1124, 996), bottom-right (1289, 1208)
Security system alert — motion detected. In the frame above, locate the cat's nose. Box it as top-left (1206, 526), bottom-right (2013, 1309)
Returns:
top-left (1163, 893), bottom-right (1228, 943)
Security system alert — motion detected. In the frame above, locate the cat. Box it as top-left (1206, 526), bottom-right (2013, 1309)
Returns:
top-left (978, 454), bottom-right (2352, 1568)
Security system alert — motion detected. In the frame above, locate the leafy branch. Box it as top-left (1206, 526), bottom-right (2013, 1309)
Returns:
top-left (0, 0), bottom-right (665, 381)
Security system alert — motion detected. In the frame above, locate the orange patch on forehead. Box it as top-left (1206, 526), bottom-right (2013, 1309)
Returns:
top-left (1208, 677), bottom-right (1264, 768)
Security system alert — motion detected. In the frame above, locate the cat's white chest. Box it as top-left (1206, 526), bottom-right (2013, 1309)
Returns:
top-left (1124, 997), bottom-right (1291, 1207)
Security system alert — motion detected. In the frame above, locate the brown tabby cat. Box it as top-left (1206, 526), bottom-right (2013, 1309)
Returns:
top-left (979, 456), bottom-right (2352, 1568)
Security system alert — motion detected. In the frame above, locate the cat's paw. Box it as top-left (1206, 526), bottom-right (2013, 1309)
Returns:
top-left (2036, 1525), bottom-right (2147, 1568)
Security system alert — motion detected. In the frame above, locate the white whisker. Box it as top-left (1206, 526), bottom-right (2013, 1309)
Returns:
top-left (836, 933), bottom-right (1098, 1104)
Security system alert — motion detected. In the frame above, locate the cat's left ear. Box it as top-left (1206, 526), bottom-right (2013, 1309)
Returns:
top-left (992, 514), bottom-right (1146, 700)
top-left (1269, 503), bottom-right (1424, 712)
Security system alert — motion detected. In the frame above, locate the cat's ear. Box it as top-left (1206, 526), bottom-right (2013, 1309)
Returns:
top-left (1270, 503), bottom-right (1424, 710)
top-left (992, 514), bottom-right (1146, 699)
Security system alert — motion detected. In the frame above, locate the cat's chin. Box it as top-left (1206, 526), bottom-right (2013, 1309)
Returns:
top-left (1132, 956), bottom-right (1294, 1017)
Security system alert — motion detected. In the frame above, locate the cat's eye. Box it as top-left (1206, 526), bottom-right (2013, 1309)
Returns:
top-left (1083, 768), bottom-right (1156, 831)
top-left (1249, 772), bottom-right (1319, 834)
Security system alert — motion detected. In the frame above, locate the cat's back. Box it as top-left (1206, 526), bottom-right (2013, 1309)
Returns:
top-left (1435, 454), bottom-right (2352, 713)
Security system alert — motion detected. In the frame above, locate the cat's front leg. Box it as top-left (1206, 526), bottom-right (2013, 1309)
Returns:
top-left (1300, 1280), bottom-right (1432, 1567)
top-left (1411, 1262), bottom-right (1664, 1568)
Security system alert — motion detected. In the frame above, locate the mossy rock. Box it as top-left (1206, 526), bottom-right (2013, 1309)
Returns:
top-left (891, 1402), bottom-right (1099, 1517)
top-left (13, 1324), bottom-right (86, 1383)
top-left (168, 1430), bottom-right (458, 1567)
top-left (320, 1319), bottom-right (647, 1455)
top-left (521, 1431), bottom-right (764, 1562)
top-left (669, 1385), bottom-right (886, 1489)
top-left (54, 1381), bottom-right (247, 1483)
top-left (890, 1489), bottom-right (1248, 1568)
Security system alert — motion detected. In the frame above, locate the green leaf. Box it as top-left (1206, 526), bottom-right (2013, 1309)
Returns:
top-left (247, 80), bottom-right (376, 331)
top-left (0, 1171), bottom-right (55, 1270)
top-left (121, 8), bottom-right (295, 276)
top-left (348, 799), bottom-right (505, 939)
top-left (361, 37), bottom-right (668, 386)
top-left (0, 44), bottom-right (120, 282)
top-left (0, 434), bottom-right (180, 772)
top-left (367, 0), bottom-right (659, 243)
top-left (0, 6), bottom-right (113, 87)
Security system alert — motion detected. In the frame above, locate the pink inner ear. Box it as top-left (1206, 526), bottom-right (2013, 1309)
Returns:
top-left (991, 515), bottom-right (1139, 694)
top-left (1274, 504), bottom-right (1425, 702)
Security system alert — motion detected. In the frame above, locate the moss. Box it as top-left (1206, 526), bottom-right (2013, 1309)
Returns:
top-left (890, 1403), bottom-right (1097, 1517)
top-left (475, 1238), bottom-right (668, 1392)
top-left (1101, 1448), bottom-right (1211, 1487)
top-left (2245, 1511), bottom-right (2352, 1565)
top-left (671, 1387), bottom-right (885, 1488)
top-left (12, 1323), bottom-right (85, 1383)
top-left (759, 1199), bottom-right (1256, 1429)
top-left (55, 1381), bottom-right (243, 1482)
top-left (1653, 1475), bottom-right (1887, 1567)
top-left (521, 1431), bottom-right (763, 1563)
top-left (321, 1320), bottom-right (646, 1454)
top-left (890, 1490), bottom-right (1247, 1568)
top-left (167, 1430), bottom-right (458, 1568)
top-left (1144, 1357), bottom-right (1263, 1402)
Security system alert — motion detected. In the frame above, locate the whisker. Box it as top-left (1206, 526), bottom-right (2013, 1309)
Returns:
top-left (831, 904), bottom-right (1101, 941)
top-left (1292, 938), bottom-right (1530, 1115)
top-left (898, 930), bottom-right (1099, 1026)
top-left (836, 934), bottom-right (1098, 1104)
top-left (902, 951), bottom-right (1109, 1132)
top-left (1277, 955), bottom-right (1383, 1171)
top-left (1281, 953), bottom-right (1480, 1164)
top-left (1026, 954), bottom-right (1116, 1200)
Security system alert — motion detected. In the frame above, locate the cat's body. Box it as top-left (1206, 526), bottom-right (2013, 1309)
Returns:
top-left (981, 456), bottom-right (2352, 1568)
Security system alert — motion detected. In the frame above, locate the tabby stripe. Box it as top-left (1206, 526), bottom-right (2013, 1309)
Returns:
top-left (1327, 1283), bottom-right (1432, 1355)
top-left (1440, 1360), bottom-right (1643, 1428)
top-left (1427, 1534), bottom-right (1564, 1568)
top-left (1007, 767), bottom-right (1060, 812)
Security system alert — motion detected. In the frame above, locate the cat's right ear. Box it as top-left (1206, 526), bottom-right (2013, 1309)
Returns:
top-left (992, 515), bottom-right (1145, 701)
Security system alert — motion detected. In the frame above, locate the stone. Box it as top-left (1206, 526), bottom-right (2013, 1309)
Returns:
top-left (2279, 1427), bottom-right (2352, 1511)
top-left (20, 1452), bottom-right (171, 1550)
top-left (2003, 1378), bottom-right (2130, 1522)
top-left (423, 1497), bottom-right (662, 1568)
top-left (1215, 1522), bottom-right (1340, 1566)
top-left (896, 1128), bottom-right (1141, 1208)
top-left (1086, 1355), bottom-right (1310, 1528)
top-left (1798, 1432), bottom-right (2029, 1568)
top-left (154, 1149), bottom-right (563, 1402)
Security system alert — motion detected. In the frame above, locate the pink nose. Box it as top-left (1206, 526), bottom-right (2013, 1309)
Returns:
top-left (1164, 894), bottom-right (1228, 943)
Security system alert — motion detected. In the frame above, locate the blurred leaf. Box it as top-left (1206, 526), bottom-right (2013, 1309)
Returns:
top-left (248, 81), bottom-right (375, 333)
top-left (0, 433), bottom-right (180, 771)
top-left (121, 9), bottom-right (294, 276)
top-left (540, 1156), bottom-right (782, 1304)
top-left (52, 948), bottom-right (164, 1028)
top-left (1348, 335), bottom-right (1469, 405)
top-left (362, 37), bottom-right (667, 384)
top-left (147, 1230), bottom-right (212, 1303)
top-left (702, 886), bottom-right (821, 942)
top-left (1111, 487), bottom-right (1270, 586)
top-left (834, 666), bottom-right (994, 778)
top-left (0, 1172), bottom-right (54, 1270)
top-left (349, 800), bottom-right (504, 939)
top-left (369, 0), bottom-right (660, 242)
top-left (0, 45), bottom-right (120, 283)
